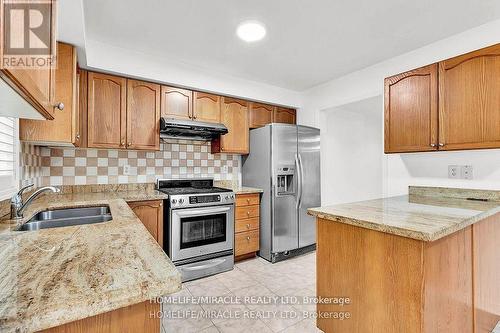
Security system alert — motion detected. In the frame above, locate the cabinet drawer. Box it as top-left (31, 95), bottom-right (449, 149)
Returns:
top-left (236, 193), bottom-right (260, 207)
top-left (235, 217), bottom-right (259, 233)
top-left (235, 205), bottom-right (259, 220)
top-left (235, 230), bottom-right (259, 257)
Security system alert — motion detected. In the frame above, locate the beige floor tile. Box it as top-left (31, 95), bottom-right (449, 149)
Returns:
top-left (215, 318), bottom-right (273, 333)
top-left (162, 303), bottom-right (213, 333)
top-left (187, 276), bottom-right (232, 297)
top-left (199, 292), bottom-right (250, 324)
top-left (197, 326), bottom-right (220, 333)
top-left (253, 303), bottom-right (304, 332)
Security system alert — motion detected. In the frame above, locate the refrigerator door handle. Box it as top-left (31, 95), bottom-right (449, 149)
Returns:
top-left (294, 154), bottom-right (301, 209)
top-left (298, 153), bottom-right (304, 208)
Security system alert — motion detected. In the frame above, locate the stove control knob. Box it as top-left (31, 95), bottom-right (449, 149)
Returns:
top-left (171, 199), bottom-right (177, 205)
top-left (179, 198), bottom-right (185, 204)
top-left (225, 195), bottom-right (229, 200)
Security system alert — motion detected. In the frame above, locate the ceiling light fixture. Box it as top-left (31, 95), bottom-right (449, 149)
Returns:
top-left (236, 21), bottom-right (266, 42)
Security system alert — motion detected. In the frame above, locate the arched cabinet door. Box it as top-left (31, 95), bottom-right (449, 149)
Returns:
top-left (273, 107), bottom-right (296, 125)
top-left (160, 86), bottom-right (193, 120)
top-left (87, 72), bottom-right (127, 149)
top-left (249, 102), bottom-right (274, 128)
top-left (212, 97), bottom-right (249, 154)
top-left (128, 200), bottom-right (163, 246)
top-left (127, 80), bottom-right (160, 151)
top-left (384, 64), bottom-right (438, 153)
top-left (193, 92), bottom-right (221, 123)
top-left (438, 44), bottom-right (500, 151)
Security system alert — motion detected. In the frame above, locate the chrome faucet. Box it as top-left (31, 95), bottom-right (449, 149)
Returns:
top-left (10, 184), bottom-right (60, 219)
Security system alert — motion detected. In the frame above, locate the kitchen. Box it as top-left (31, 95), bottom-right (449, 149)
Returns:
top-left (0, 1), bottom-right (499, 333)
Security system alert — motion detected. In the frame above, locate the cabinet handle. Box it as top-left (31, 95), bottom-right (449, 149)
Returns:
top-left (246, 198), bottom-right (250, 203)
top-left (438, 143), bottom-right (445, 147)
top-left (128, 142), bottom-right (132, 147)
top-left (246, 236), bottom-right (250, 241)
top-left (246, 223), bottom-right (250, 229)
top-left (120, 141), bottom-right (125, 147)
top-left (247, 211), bottom-right (250, 216)
top-left (430, 143), bottom-right (436, 147)
top-left (54, 102), bottom-right (65, 110)
top-left (75, 134), bottom-right (80, 140)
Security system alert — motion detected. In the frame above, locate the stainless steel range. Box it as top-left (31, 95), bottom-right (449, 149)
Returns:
top-left (157, 179), bottom-right (235, 282)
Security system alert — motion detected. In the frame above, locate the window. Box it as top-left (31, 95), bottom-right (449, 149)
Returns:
top-left (0, 117), bottom-right (18, 200)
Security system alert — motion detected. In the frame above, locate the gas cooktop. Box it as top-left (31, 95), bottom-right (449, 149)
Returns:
top-left (156, 179), bottom-right (232, 195)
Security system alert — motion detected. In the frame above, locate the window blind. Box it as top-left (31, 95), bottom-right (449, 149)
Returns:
top-left (0, 117), bottom-right (17, 199)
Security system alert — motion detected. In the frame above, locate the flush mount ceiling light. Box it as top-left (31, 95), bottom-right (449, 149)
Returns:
top-left (236, 21), bottom-right (266, 42)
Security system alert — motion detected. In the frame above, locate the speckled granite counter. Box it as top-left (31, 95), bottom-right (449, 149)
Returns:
top-left (215, 181), bottom-right (263, 195)
top-left (308, 186), bottom-right (500, 242)
top-left (0, 189), bottom-right (180, 333)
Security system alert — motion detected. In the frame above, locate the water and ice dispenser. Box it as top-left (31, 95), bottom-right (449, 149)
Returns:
top-left (275, 165), bottom-right (295, 195)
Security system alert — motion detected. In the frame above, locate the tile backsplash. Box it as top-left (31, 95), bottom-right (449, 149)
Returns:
top-left (21, 140), bottom-right (241, 187)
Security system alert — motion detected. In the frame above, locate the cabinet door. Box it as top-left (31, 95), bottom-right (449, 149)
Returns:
top-left (87, 72), bottom-right (127, 149)
top-left (0, 0), bottom-right (57, 120)
top-left (214, 97), bottom-right (249, 154)
top-left (384, 64), bottom-right (438, 153)
top-left (193, 92), bottom-right (220, 123)
top-left (274, 107), bottom-right (296, 124)
top-left (126, 79), bottom-right (160, 150)
top-left (249, 102), bottom-right (274, 128)
top-left (160, 86), bottom-right (192, 120)
top-left (20, 42), bottom-right (78, 144)
top-left (439, 44), bottom-right (500, 151)
top-left (128, 200), bottom-right (163, 246)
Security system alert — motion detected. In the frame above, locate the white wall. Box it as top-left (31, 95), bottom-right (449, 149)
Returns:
top-left (299, 18), bottom-right (500, 199)
top-left (320, 96), bottom-right (384, 205)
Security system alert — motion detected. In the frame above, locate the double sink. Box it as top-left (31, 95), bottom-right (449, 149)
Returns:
top-left (18, 206), bottom-right (112, 231)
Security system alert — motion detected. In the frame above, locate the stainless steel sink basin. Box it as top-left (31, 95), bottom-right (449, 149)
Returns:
top-left (18, 206), bottom-right (112, 231)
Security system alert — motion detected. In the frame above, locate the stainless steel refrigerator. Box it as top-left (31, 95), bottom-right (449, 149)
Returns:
top-left (242, 124), bottom-right (321, 262)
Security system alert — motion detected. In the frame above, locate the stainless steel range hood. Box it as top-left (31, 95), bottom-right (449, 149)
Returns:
top-left (160, 118), bottom-right (228, 141)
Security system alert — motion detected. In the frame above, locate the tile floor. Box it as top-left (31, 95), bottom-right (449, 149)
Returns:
top-left (161, 252), bottom-right (323, 333)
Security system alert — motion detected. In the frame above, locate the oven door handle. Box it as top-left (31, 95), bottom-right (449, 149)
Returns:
top-left (174, 206), bottom-right (231, 217)
top-left (181, 258), bottom-right (227, 271)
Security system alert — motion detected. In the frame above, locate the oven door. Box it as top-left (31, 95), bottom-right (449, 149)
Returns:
top-left (170, 205), bottom-right (234, 262)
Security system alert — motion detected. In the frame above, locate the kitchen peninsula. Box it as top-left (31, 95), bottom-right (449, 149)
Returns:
top-left (308, 186), bottom-right (500, 333)
top-left (0, 185), bottom-right (181, 333)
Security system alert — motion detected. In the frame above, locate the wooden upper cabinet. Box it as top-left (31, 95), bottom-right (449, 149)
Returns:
top-left (212, 97), bottom-right (249, 154)
top-left (274, 107), bottom-right (296, 124)
top-left (384, 64), bottom-right (438, 153)
top-left (126, 80), bottom-right (160, 150)
top-left (161, 86), bottom-right (192, 120)
top-left (0, 0), bottom-right (57, 120)
top-left (128, 200), bottom-right (163, 247)
top-left (249, 102), bottom-right (274, 128)
top-left (193, 92), bottom-right (221, 123)
top-left (438, 44), bottom-right (500, 151)
top-left (87, 72), bottom-right (127, 149)
top-left (20, 42), bottom-right (79, 145)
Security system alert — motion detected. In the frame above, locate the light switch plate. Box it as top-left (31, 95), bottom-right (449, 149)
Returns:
top-left (448, 165), bottom-right (460, 179)
top-left (461, 165), bottom-right (473, 180)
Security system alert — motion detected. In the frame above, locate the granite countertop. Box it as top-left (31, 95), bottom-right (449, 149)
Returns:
top-left (308, 187), bottom-right (500, 242)
top-left (214, 181), bottom-right (263, 195)
top-left (0, 189), bottom-right (180, 333)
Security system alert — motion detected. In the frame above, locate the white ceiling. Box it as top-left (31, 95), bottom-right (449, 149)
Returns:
top-left (83, 0), bottom-right (500, 91)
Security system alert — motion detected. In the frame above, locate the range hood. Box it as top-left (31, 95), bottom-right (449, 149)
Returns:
top-left (160, 118), bottom-right (228, 141)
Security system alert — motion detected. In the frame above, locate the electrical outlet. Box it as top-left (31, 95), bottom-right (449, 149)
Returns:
top-left (461, 165), bottom-right (473, 180)
top-left (123, 164), bottom-right (131, 176)
top-left (448, 165), bottom-right (460, 179)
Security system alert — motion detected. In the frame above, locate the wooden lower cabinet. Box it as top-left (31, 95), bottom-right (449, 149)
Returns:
top-left (234, 193), bottom-right (260, 260)
top-left (40, 301), bottom-right (160, 333)
top-left (316, 213), bottom-right (500, 333)
top-left (128, 200), bottom-right (163, 247)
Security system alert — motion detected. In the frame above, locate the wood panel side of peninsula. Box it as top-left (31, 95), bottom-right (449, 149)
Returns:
top-left (316, 213), bottom-right (500, 333)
